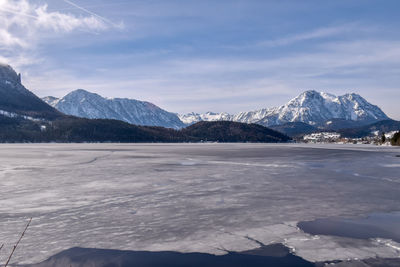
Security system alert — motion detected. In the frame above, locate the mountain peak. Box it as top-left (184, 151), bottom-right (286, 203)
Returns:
top-left (302, 89), bottom-right (319, 95)
top-left (0, 64), bottom-right (60, 119)
top-left (69, 89), bottom-right (98, 96)
top-left (0, 63), bottom-right (21, 85)
top-left (342, 92), bottom-right (364, 100)
top-left (73, 88), bottom-right (90, 93)
top-left (296, 90), bottom-right (337, 101)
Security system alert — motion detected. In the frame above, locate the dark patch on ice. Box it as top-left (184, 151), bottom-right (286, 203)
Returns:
top-left (25, 244), bottom-right (314, 267)
top-left (298, 212), bottom-right (400, 242)
top-left (22, 245), bottom-right (400, 267)
top-left (240, 243), bottom-right (289, 257)
top-left (396, 155), bottom-right (400, 157)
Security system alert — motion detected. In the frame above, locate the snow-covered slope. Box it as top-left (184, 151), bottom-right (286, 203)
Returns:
top-left (178, 112), bottom-right (233, 125)
top-left (43, 89), bottom-right (185, 129)
top-left (253, 90), bottom-right (388, 126)
top-left (41, 96), bottom-right (60, 107)
top-left (180, 90), bottom-right (389, 127)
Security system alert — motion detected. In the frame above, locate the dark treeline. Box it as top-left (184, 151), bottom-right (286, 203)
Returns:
top-left (338, 119), bottom-right (400, 138)
top-left (0, 116), bottom-right (290, 143)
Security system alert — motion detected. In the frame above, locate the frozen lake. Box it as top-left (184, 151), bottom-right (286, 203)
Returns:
top-left (0, 143), bottom-right (399, 264)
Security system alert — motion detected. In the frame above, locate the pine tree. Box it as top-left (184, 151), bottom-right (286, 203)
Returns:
top-left (391, 132), bottom-right (400, 146)
top-left (381, 132), bottom-right (386, 144)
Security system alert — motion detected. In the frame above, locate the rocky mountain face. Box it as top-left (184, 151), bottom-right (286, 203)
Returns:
top-left (180, 90), bottom-right (389, 127)
top-left (43, 89), bottom-right (185, 129)
top-left (0, 64), bottom-right (61, 119)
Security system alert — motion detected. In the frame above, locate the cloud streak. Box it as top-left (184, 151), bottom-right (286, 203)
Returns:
top-left (63, 0), bottom-right (124, 29)
top-left (257, 24), bottom-right (356, 47)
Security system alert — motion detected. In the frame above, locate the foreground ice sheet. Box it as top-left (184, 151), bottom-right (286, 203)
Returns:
top-left (0, 143), bottom-right (399, 264)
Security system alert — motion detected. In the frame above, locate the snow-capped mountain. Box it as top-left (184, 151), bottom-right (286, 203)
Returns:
top-left (178, 112), bottom-right (233, 125)
top-left (43, 89), bottom-right (185, 129)
top-left (180, 90), bottom-right (389, 127)
top-left (41, 96), bottom-right (60, 107)
top-left (254, 91), bottom-right (388, 126)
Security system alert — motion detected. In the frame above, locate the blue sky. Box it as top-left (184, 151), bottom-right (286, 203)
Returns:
top-left (1, 0), bottom-right (399, 119)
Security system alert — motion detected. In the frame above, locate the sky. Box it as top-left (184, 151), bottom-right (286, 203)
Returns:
top-left (0, 0), bottom-right (399, 119)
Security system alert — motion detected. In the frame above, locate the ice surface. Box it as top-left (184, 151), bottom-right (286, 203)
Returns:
top-left (0, 143), bottom-right (399, 264)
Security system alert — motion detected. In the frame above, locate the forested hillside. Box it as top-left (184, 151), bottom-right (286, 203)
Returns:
top-left (0, 116), bottom-right (290, 143)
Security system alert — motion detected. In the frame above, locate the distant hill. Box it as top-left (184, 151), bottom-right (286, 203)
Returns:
top-left (338, 120), bottom-right (400, 138)
top-left (0, 114), bottom-right (173, 143)
top-left (0, 64), bottom-right (62, 119)
top-left (43, 89), bottom-right (185, 129)
top-left (316, 118), bottom-right (370, 131)
top-left (181, 121), bottom-right (290, 142)
top-left (266, 118), bottom-right (396, 138)
top-left (269, 122), bottom-right (317, 137)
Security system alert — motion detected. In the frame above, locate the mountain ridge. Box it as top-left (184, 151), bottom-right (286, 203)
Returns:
top-left (180, 90), bottom-right (389, 127)
top-left (43, 89), bottom-right (185, 129)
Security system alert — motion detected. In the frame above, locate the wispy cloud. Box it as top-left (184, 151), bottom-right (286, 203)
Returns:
top-left (0, 0), bottom-right (119, 67)
top-left (253, 23), bottom-right (370, 48)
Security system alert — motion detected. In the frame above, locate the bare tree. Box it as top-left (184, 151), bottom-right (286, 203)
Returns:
top-left (4, 218), bottom-right (32, 267)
